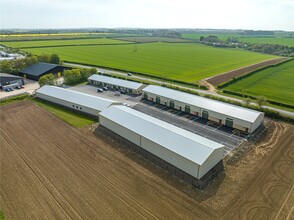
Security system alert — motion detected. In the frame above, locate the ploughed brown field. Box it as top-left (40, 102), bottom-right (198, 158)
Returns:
top-left (0, 101), bottom-right (293, 220)
top-left (206, 57), bottom-right (288, 86)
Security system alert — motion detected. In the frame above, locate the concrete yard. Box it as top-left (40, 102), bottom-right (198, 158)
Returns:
top-left (68, 84), bottom-right (141, 106)
top-left (133, 100), bottom-right (247, 155)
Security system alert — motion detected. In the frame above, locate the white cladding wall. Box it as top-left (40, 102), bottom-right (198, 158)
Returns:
top-left (251, 113), bottom-right (265, 132)
top-left (198, 147), bottom-right (224, 178)
top-left (141, 137), bottom-right (199, 178)
top-left (100, 115), bottom-right (220, 179)
top-left (144, 92), bottom-right (262, 133)
top-left (36, 93), bottom-right (100, 116)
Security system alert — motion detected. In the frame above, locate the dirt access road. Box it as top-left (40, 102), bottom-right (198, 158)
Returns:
top-left (206, 57), bottom-right (288, 86)
top-left (0, 101), bottom-right (293, 219)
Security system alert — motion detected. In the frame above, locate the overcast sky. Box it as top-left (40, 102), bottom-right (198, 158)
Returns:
top-left (0, 0), bottom-right (293, 31)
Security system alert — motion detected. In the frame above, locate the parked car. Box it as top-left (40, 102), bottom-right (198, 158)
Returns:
top-left (127, 73), bottom-right (132, 76)
top-left (5, 88), bottom-right (11, 92)
top-left (97, 88), bottom-right (104, 93)
top-left (10, 87), bottom-right (14, 91)
top-left (120, 89), bottom-right (126, 94)
top-left (123, 103), bottom-right (131, 107)
top-left (15, 85), bottom-right (21, 89)
top-left (20, 85), bottom-right (25, 89)
top-left (103, 86), bottom-right (108, 91)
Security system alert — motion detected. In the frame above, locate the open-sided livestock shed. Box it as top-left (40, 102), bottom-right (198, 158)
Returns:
top-left (142, 85), bottom-right (264, 133)
top-left (19, 62), bottom-right (71, 81)
top-left (99, 105), bottom-right (224, 181)
top-left (88, 74), bottom-right (145, 94)
top-left (36, 85), bottom-right (121, 117)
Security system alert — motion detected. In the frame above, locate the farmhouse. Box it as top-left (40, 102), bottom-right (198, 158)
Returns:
top-left (88, 74), bottom-right (145, 94)
top-left (0, 73), bottom-right (24, 89)
top-left (19, 62), bottom-right (71, 81)
top-left (99, 105), bottom-right (225, 184)
top-left (142, 85), bottom-right (264, 133)
top-left (36, 85), bottom-right (121, 117)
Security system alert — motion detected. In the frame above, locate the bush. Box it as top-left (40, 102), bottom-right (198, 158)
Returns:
top-left (64, 69), bottom-right (82, 85)
top-left (38, 74), bottom-right (55, 87)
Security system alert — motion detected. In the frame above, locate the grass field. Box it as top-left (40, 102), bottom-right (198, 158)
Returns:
top-left (223, 60), bottom-right (294, 105)
top-left (115, 36), bottom-right (193, 43)
top-left (0, 38), bottom-right (129, 48)
top-left (23, 42), bottom-right (277, 82)
top-left (182, 33), bottom-right (294, 47)
top-left (32, 98), bottom-right (97, 127)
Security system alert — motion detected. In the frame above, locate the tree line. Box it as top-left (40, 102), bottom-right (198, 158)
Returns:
top-left (199, 35), bottom-right (294, 57)
top-left (0, 53), bottom-right (61, 74)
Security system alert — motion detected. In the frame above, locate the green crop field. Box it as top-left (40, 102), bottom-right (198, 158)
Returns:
top-left (223, 60), bottom-right (294, 106)
top-left (0, 38), bottom-right (129, 48)
top-left (238, 37), bottom-right (294, 47)
top-left (23, 42), bottom-right (277, 82)
top-left (182, 33), bottom-right (294, 47)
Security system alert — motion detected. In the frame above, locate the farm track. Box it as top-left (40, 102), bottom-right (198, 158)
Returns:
top-left (1, 101), bottom-right (293, 219)
top-left (207, 57), bottom-right (288, 86)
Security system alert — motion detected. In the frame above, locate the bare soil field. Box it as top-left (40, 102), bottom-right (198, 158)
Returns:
top-left (207, 57), bottom-right (288, 86)
top-left (0, 101), bottom-right (293, 220)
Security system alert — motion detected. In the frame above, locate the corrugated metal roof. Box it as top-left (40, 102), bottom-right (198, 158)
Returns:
top-left (99, 105), bottom-right (224, 165)
top-left (36, 85), bottom-right (119, 111)
top-left (143, 85), bottom-right (263, 123)
top-left (0, 73), bottom-right (23, 79)
top-left (19, 62), bottom-right (57, 76)
top-left (88, 74), bottom-right (143, 90)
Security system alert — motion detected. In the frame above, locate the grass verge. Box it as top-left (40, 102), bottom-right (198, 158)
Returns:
top-left (0, 210), bottom-right (4, 220)
top-left (31, 98), bottom-right (98, 128)
top-left (0, 94), bottom-right (29, 106)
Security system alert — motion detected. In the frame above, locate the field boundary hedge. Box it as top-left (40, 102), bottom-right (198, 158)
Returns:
top-left (218, 58), bottom-right (293, 89)
top-left (222, 90), bottom-right (294, 109)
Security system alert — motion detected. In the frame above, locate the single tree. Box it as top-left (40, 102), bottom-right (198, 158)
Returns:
top-left (89, 67), bottom-right (97, 75)
top-left (257, 96), bottom-right (267, 107)
top-left (50, 54), bottom-right (61, 64)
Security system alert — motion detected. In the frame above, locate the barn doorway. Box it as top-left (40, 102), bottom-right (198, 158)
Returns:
top-left (185, 105), bottom-right (191, 114)
top-left (202, 110), bottom-right (209, 119)
top-left (225, 118), bottom-right (234, 127)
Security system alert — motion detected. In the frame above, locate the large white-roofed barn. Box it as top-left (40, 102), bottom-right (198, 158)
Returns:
top-left (142, 85), bottom-right (264, 133)
top-left (88, 74), bottom-right (145, 94)
top-left (99, 105), bottom-right (224, 187)
top-left (36, 85), bottom-right (121, 118)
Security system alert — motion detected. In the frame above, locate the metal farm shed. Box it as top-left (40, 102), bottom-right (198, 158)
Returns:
top-left (88, 74), bottom-right (145, 94)
top-left (99, 105), bottom-right (224, 180)
top-left (142, 85), bottom-right (264, 133)
top-left (19, 62), bottom-right (71, 81)
top-left (36, 85), bottom-right (121, 117)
